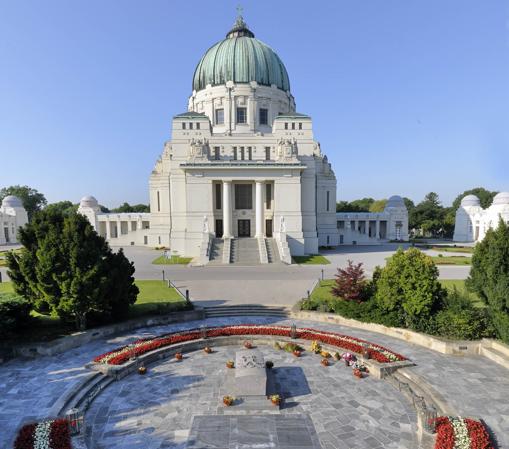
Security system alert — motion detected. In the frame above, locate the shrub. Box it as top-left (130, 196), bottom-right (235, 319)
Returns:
top-left (374, 248), bottom-right (445, 331)
top-left (0, 293), bottom-right (31, 336)
top-left (332, 260), bottom-right (367, 301)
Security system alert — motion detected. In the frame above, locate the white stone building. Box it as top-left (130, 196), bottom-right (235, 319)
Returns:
top-left (79, 15), bottom-right (409, 263)
top-left (336, 196), bottom-right (409, 245)
top-left (0, 196), bottom-right (28, 245)
top-left (453, 192), bottom-right (509, 242)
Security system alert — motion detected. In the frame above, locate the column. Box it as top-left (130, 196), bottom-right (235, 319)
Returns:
top-left (117, 218), bottom-right (121, 238)
top-left (222, 181), bottom-right (232, 238)
top-left (106, 220), bottom-right (111, 240)
top-left (255, 180), bottom-right (264, 238)
top-left (365, 220), bottom-right (369, 236)
top-left (375, 220), bottom-right (380, 240)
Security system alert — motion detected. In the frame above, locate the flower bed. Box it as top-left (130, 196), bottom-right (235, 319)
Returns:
top-left (434, 416), bottom-right (494, 449)
top-left (14, 418), bottom-right (71, 449)
top-left (93, 324), bottom-right (407, 365)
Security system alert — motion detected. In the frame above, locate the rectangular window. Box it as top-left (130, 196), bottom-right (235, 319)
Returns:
top-left (265, 146), bottom-right (270, 160)
top-left (240, 146), bottom-right (245, 160)
top-left (157, 191), bottom-right (160, 212)
top-left (215, 184), bottom-right (222, 209)
top-left (337, 221), bottom-right (345, 230)
top-left (196, 122), bottom-right (200, 130)
top-left (235, 184), bottom-right (252, 209)
top-left (189, 122), bottom-right (193, 130)
top-left (215, 108), bottom-right (224, 124)
top-left (266, 183), bottom-right (272, 209)
top-left (131, 221), bottom-right (137, 231)
top-left (284, 123), bottom-right (288, 130)
top-left (291, 122), bottom-right (295, 130)
top-left (236, 107), bottom-right (247, 124)
top-left (248, 146), bottom-right (252, 160)
top-left (259, 108), bottom-right (268, 125)
top-left (233, 146), bottom-right (237, 160)
top-left (299, 122), bottom-right (302, 130)
top-left (326, 191), bottom-right (330, 211)
top-left (182, 122), bottom-right (186, 130)
top-left (214, 146), bottom-right (220, 160)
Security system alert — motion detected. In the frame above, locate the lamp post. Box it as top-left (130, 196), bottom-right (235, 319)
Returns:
top-left (290, 323), bottom-right (297, 339)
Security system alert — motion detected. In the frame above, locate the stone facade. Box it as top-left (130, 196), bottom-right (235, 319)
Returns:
top-left (0, 195), bottom-right (28, 245)
top-left (453, 192), bottom-right (509, 242)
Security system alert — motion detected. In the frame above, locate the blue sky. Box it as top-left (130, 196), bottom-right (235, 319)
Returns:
top-left (1, 0), bottom-right (508, 208)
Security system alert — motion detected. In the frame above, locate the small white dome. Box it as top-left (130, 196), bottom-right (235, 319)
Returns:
top-left (1, 195), bottom-right (23, 208)
top-left (79, 195), bottom-right (99, 208)
top-left (385, 195), bottom-right (405, 209)
top-left (492, 192), bottom-right (509, 206)
top-left (461, 194), bottom-right (480, 207)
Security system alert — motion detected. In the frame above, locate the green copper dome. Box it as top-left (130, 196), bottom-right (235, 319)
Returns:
top-left (192, 16), bottom-right (290, 93)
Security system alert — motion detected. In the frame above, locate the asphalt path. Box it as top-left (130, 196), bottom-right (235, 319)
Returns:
top-left (0, 244), bottom-right (471, 306)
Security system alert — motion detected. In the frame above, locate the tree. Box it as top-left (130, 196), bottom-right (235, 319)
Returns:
top-left (466, 219), bottom-right (509, 343)
top-left (374, 247), bottom-right (445, 330)
top-left (6, 210), bottom-right (139, 330)
top-left (332, 260), bottom-right (367, 301)
top-left (44, 201), bottom-right (78, 216)
top-left (369, 199), bottom-right (387, 212)
top-left (0, 185), bottom-right (47, 220)
top-left (336, 198), bottom-right (374, 212)
top-left (112, 202), bottom-right (150, 213)
top-left (410, 192), bottom-right (446, 237)
top-left (452, 187), bottom-right (497, 211)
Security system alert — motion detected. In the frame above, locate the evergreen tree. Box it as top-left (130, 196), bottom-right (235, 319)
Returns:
top-left (466, 219), bottom-right (509, 343)
top-left (6, 210), bottom-right (138, 330)
top-left (374, 247), bottom-right (445, 330)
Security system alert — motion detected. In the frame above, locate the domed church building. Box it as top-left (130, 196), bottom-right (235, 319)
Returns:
top-left (148, 14), bottom-right (338, 262)
top-left (79, 14), bottom-right (408, 262)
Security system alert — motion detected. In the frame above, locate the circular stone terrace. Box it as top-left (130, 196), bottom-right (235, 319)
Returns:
top-left (2, 316), bottom-right (509, 449)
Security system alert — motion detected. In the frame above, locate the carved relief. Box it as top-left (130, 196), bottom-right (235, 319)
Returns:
top-left (152, 156), bottom-right (163, 174)
top-left (187, 138), bottom-right (210, 161)
top-left (276, 137), bottom-right (298, 162)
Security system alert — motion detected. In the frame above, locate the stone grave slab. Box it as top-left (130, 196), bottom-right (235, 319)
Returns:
top-left (234, 349), bottom-right (267, 396)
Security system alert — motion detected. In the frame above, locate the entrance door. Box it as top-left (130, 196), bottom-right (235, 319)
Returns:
top-left (215, 219), bottom-right (223, 238)
top-left (265, 219), bottom-right (273, 237)
top-left (238, 219), bottom-right (250, 237)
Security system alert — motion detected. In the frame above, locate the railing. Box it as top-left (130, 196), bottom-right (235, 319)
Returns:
top-left (387, 374), bottom-right (438, 434)
top-left (257, 237), bottom-right (268, 264)
top-left (198, 232), bottom-right (213, 265)
top-left (222, 238), bottom-right (231, 264)
top-left (275, 231), bottom-right (292, 264)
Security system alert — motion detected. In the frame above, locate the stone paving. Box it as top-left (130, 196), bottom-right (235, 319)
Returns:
top-left (1, 316), bottom-right (508, 449)
top-left (85, 345), bottom-right (416, 449)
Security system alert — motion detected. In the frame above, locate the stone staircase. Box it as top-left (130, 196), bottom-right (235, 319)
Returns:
top-left (204, 304), bottom-right (291, 318)
top-left (230, 238), bottom-right (260, 265)
top-left (207, 238), bottom-right (225, 265)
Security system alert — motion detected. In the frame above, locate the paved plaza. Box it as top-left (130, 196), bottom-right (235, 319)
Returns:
top-left (1, 316), bottom-right (508, 449)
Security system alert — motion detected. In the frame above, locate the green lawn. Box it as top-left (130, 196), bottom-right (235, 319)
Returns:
top-left (431, 255), bottom-right (471, 265)
top-left (430, 245), bottom-right (474, 254)
top-left (308, 278), bottom-right (484, 308)
top-left (293, 255), bottom-right (331, 265)
top-left (152, 255), bottom-right (193, 265)
top-left (0, 280), bottom-right (188, 341)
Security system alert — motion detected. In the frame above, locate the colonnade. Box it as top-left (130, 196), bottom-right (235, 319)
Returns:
top-left (221, 180), bottom-right (265, 238)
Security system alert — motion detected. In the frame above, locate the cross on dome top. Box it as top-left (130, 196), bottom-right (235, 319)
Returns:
top-left (226, 6), bottom-right (254, 38)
